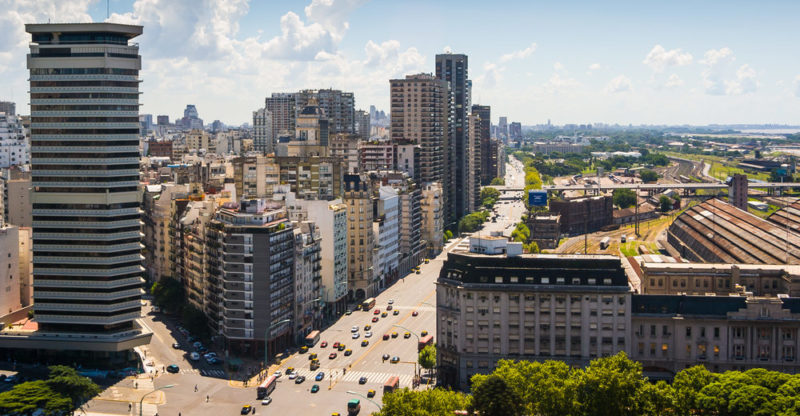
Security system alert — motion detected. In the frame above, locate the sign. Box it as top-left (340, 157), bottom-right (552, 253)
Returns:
top-left (529, 190), bottom-right (548, 207)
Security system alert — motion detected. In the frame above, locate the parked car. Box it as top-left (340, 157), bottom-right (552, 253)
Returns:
top-left (388, 299), bottom-right (394, 304)
top-left (333, 342), bottom-right (340, 348)
top-left (382, 333), bottom-right (390, 340)
top-left (391, 332), bottom-right (398, 338)
top-left (361, 340), bottom-right (369, 347)
top-left (190, 352), bottom-right (200, 361)
top-left (404, 332), bottom-right (411, 339)
top-left (172, 342), bottom-right (181, 349)
top-left (381, 312), bottom-right (388, 317)
top-left (337, 344), bottom-right (346, 351)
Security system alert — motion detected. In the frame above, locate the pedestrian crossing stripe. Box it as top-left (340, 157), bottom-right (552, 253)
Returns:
top-left (179, 369), bottom-right (227, 378)
top-left (287, 369), bottom-right (413, 388)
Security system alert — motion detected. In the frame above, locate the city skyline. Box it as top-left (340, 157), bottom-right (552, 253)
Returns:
top-left (1, 0), bottom-right (799, 126)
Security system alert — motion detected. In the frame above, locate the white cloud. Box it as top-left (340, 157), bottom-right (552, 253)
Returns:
top-left (543, 73), bottom-right (580, 93)
top-left (643, 45), bottom-right (693, 72)
top-left (700, 47), bottom-right (735, 95)
top-left (605, 75), bottom-right (632, 94)
top-left (553, 62), bottom-right (564, 71)
top-left (795, 75), bottom-right (800, 98)
top-left (499, 43), bottom-right (537, 63)
top-left (724, 64), bottom-right (758, 95)
top-left (664, 73), bottom-right (684, 88)
top-left (588, 63), bottom-right (601, 71)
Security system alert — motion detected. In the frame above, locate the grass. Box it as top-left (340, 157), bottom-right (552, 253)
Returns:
top-left (748, 204), bottom-right (780, 219)
top-left (619, 240), bottom-right (663, 257)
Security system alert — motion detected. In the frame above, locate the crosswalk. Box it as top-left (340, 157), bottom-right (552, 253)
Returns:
top-left (287, 368), bottom-right (413, 388)
top-left (179, 368), bottom-right (227, 377)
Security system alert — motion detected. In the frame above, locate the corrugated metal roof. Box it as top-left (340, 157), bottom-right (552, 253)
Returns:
top-left (767, 200), bottom-right (800, 234)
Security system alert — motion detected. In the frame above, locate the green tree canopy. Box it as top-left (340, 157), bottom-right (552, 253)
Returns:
top-left (150, 277), bottom-right (184, 311)
top-left (659, 195), bottom-right (673, 212)
top-left (0, 380), bottom-right (73, 415)
top-left (639, 169), bottom-right (659, 183)
top-left (377, 388), bottom-right (471, 416)
top-left (45, 365), bottom-right (101, 407)
top-left (471, 374), bottom-right (524, 416)
top-left (419, 344), bottom-right (437, 373)
top-left (613, 188), bottom-right (637, 209)
top-left (490, 177), bottom-right (505, 186)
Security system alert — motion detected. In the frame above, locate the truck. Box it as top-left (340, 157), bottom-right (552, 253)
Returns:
top-left (599, 237), bottom-right (611, 249)
top-left (347, 399), bottom-right (361, 415)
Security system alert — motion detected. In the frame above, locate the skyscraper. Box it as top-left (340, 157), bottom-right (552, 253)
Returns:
top-left (24, 23), bottom-right (151, 354)
top-left (472, 105), bottom-right (491, 185)
top-left (295, 89), bottom-right (355, 135)
top-left (498, 116), bottom-right (508, 140)
top-left (436, 53), bottom-right (472, 223)
top-left (265, 93), bottom-right (296, 140)
top-left (252, 107), bottom-right (273, 154)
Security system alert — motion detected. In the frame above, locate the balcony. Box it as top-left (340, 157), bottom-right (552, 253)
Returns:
top-left (35, 311), bottom-right (141, 326)
top-left (35, 287), bottom-right (143, 301)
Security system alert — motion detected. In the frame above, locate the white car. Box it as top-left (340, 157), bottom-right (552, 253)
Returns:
top-left (190, 352), bottom-right (200, 361)
top-left (351, 326), bottom-right (359, 333)
top-left (388, 299), bottom-right (394, 304)
top-left (352, 332), bottom-right (360, 339)
top-left (261, 397), bottom-right (272, 405)
top-left (364, 332), bottom-right (372, 338)
top-left (288, 372), bottom-right (297, 380)
top-left (274, 370), bottom-right (282, 378)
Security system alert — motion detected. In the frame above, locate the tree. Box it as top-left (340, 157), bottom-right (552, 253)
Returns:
top-left (524, 241), bottom-right (540, 253)
top-left (574, 352), bottom-right (645, 416)
top-left (613, 188), bottom-right (637, 209)
top-left (182, 304), bottom-right (210, 339)
top-left (151, 278), bottom-right (184, 312)
top-left (659, 195), bottom-right (673, 212)
top-left (511, 223), bottom-right (530, 243)
top-left (418, 344), bottom-right (436, 377)
top-left (0, 381), bottom-right (73, 415)
top-left (639, 169), bottom-right (659, 183)
top-left (45, 365), bottom-right (101, 408)
top-left (672, 365), bottom-right (718, 415)
top-left (636, 380), bottom-right (675, 416)
top-left (377, 388), bottom-right (470, 416)
top-left (490, 177), bottom-right (505, 186)
top-left (443, 230), bottom-right (453, 242)
top-left (471, 374), bottom-right (524, 416)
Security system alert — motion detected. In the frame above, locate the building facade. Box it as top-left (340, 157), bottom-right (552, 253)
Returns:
top-left (252, 107), bottom-right (273, 154)
top-left (296, 89), bottom-right (355, 135)
top-left (343, 174), bottom-right (376, 300)
top-left (265, 93), bottom-right (296, 140)
top-left (0, 113), bottom-right (29, 168)
top-left (472, 105), bottom-right (492, 185)
top-left (420, 182), bottom-right (444, 256)
top-left (373, 186), bottom-right (400, 289)
top-left (549, 195), bottom-right (613, 235)
top-left (24, 22), bottom-right (150, 353)
top-left (293, 221), bottom-right (322, 341)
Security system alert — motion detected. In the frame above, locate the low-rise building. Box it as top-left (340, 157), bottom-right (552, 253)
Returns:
top-left (549, 195), bottom-right (613, 235)
top-left (527, 213), bottom-right (561, 250)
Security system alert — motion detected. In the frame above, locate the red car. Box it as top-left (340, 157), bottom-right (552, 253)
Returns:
top-left (333, 342), bottom-right (340, 349)
top-left (383, 333), bottom-right (390, 340)
top-left (320, 341), bottom-right (328, 348)
top-left (328, 352), bottom-right (337, 359)
top-left (372, 317), bottom-right (379, 322)
top-left (412, 311), bottom-right (419, 317)
top-left (373, 309), bottom-right (380, 315)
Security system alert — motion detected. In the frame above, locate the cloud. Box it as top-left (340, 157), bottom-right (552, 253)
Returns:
top-left (499, 42), bottom-right (537, 63)
top-left (643, 45), bottom-right (693, 72)
top-left (700, 47), bottom-right (735, 95)
top-left (664, 73), bottom-right (684, 88)
top-left (588, 63), bottom-right (601, 71)
top-left (725, 64), bottom-right (757, 95)
top-left (553, 62), bottom-right (564, 71)
top-left (605, 75), bottom-right (632, 93)
top-left (795, 75), bottom-right (800, 98)
top-left (543, 73), bottom-right (580, 93)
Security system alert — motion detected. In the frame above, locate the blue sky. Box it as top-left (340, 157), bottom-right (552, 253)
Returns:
top-left (2, 0), bottom-right (799, 126)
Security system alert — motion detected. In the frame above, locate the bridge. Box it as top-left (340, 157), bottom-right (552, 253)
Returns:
top-left (491, 181), bottom-right (800, 196)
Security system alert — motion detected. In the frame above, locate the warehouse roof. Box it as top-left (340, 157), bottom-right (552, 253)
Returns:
top-left (767, 199), bottom-right (800, 234)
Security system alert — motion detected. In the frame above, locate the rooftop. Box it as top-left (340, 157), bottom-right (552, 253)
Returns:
top-left (767, 199), bottom-right (800, 234)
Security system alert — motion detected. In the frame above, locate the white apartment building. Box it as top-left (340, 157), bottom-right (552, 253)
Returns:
top-left (373, 186), bottom-right (399, 289)
top-left (420, 182), bottom-right (443, 256)
top-left (0, 113), bottom-right (29, 169)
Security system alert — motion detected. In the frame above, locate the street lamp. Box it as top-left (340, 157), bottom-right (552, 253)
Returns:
top-left (347, 390), bottom-right (382, 411)
top-left (139, 384), bottom-right (174, 416)
top-left (265, 318), bottom-right (292, 368)
top-left (391, 324), bottom-right (421, 384)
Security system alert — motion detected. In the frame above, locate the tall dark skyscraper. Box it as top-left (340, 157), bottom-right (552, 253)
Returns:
top-left (23, 23), bottom-right (151, 355)
top-left (472, 105), bottom-right (492, 185)
top-left (436, 53), bottom-right (472, 224)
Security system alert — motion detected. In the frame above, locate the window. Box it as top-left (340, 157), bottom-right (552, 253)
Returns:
top-left (663, 325), bottom-right (670, 336)
top-left (662, 343), bottom-right (669, 356)
top-left (713, 345), bottom-right (720, 358)
top-left (700, 327), bottom-right (706, 338)
top-left (495, 276), bottom-right (503, 283)
top-left (541, 277), bottom-right (549, 284)
top-left (650, 325), bottom-right (656, 337)
top-left (650, 343), bottom-right (656, 356)
top-left (733, 327), bottom-right (744, 338)
top-left (714, 327), bottom-right (720, 339)
top-left (686, 327), bottom-right (692, 338)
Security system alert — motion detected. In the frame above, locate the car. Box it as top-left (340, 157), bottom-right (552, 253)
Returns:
top-left (383, 333), bottom-right (390, 340)
top-left (364, 325), bottom-right (371, 331)
top-left (352, 332), bottom-right (360, 339)
top-left (4, 375), bottom-right (16, 383)
top-left (274, 370), bottom-right (282, 378)
top-left (364, 331), bottom-right (372, 338)
top-left (190, 352), bottom-right (200, 361)
top-left (320, 341), bottom-right (328, 348)
top-left (382, 353), bottom-right (390, 361)
top-left (152, 305), bottom-right (161, 313)
top-left (172, 342), bottom-right (181, 349)
top-left (311, 384), bottom-right (320, 393)
top-left (204, 352), bottom-right (217, 359)
top-left (388, 299), bottom-right (394, 304)
top-left (209, 357), bottom-right (223, 365)
top-left (421, 330), bottom-right (429, 336)
top-left (333, 342), bottom-right (340, 348)
top-left (367, 389), bottom-right (376, 398)
top-left (261, 397), bottom-right (272, 405)
top-left (345, 310), bottom-right (352, 315)
top-left (424, 259), bottom-right (430, 264)
top-left (197, 346), bottom-right (208, 354)
top-left (372, 317), bottom-right (379, 322)
top-left (241, 405), bottom-right (253, 414)
top-left (386, 305), bottom-right (393, 311)
top-left (391, 356), bottom-right (400, 363)
top-left (416, 270), bottom-right (421, 274)
top-left (193, 341), bottom-right (202, 349)
top-left (295, 376), bottom-right (306, 384)
top-left (412, 311), bottom-right (419, 317)
top-left (166, 364), bottom-right (179, 373)
top-left (287, 367), bottom-right (295, 373)
top-left (344, 349), bottom-right (352, 356)
top-left (373, 309), bottom-right (380, 315)
top-left (381, 312), bottom-right (388, 317)
top-left (351, 326), bottom-right (359, 333)
top-left (309, 353), bottom-right (318, 360)
top-left (361, 340), bottom-right (369, 347)
top-left (329, 352), bottom-right (337, 359)
top-left (359, 376), bottom-right (368, 384)
top-left (393, 310), bottom-right (399, 316)
top-left (337, 344), bottom-right (346, 351)
top-left (315, 372), bottom-right (325, 381)
top-left (289, 372), bottom-right (297, 379)
top-left (300, 346), bottom-right (308, 353)
top-left (391, 332), bottom-right (398, 338)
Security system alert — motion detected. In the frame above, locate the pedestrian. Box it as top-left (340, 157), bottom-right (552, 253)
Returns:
top-left (194, 384), bottom-right (197, 392)
top-left (206, 394), bottom-right (209, 402)
top-left (134, 381), bottom-right (138, 389)
top-left (128, 403), bottom-right (131, 411)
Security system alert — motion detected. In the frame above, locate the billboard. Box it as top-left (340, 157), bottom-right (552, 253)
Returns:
top-left (528, 190), bottom-right (548, 207)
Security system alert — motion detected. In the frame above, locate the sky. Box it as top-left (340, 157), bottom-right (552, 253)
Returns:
top-left (1, 0), bottom-right (799, 126)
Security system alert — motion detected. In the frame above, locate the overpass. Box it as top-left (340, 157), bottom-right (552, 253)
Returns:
top-left (490, 181), bottom-right (800, 196)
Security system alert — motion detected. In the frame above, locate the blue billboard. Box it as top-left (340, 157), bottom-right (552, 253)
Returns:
top-left (529, 190), bottom-right (548, 207)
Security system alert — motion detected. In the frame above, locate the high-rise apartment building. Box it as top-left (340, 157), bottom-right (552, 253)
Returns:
top-left (265, 93), bottom-right (296, 141)
top-left (355, 109), bottom-right (370, 139)
top-left (436, 54), bottom-right (472, 223)
top-left (373, 186), bottom-right (400, 288)
top-left (293, 221), bottom-right (322, 340)
top-left (252, 107), bottom-right (273, 154)
top-left (0, 101), bottom-right (16, 116)
top-left (472, 105), bottom-right (492, 185)
top-left (343, 174), bottom-right (376, 300)
top-left (509, 122), bottom-right (522, 140)
top-left (23, 23), bottom-right (150, 354)
top-left (296, 89), bottom-right (355, 135)
top-left (0, 113), bottom-right (29, 168)
top-left (389, 74), bottom-right (450, 223)
top-left (498, 116), bottom-right (508, 140)
top-left (466, 113), bottom-right (481, 212)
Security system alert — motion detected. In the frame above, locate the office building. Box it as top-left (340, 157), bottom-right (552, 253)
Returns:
top-left (20, 22), bottom-right (151, 355)
top-left (252, 107), bottom-right (273, 154)
top-left (498, 116), bottom-right (508, 140)
top-left (355, 109), bottom-right (370, 140)
top-left (206, 200), bottom-right (295, 356)
top-left (436, 54), bottom-right (472, 222)
top-left (389, 74), bottom-right (450, 222)
top-left (265, 93), bottom-right (296, 140)
top-left (156, 115), bottom-right (169, 125)
top-left (472, 105), bottom-right (492, 185)
top-left (180, 104), bottom-right (203, 130)
top-left (436, 238), bottom-right (630, 389)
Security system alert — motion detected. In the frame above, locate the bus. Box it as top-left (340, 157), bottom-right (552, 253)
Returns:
top-left (257, 375), bottom-right (277, 398)
top-left (304, 330), bottom-right (320, 347)
top-left (361, 297), bottom-right (376, 311)
top-left (599, 237), bottom-right (610, 249)
top-left (383, 376), bottom-right (399, 393)
top-left (418, 334), bottom-right (434, 351)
